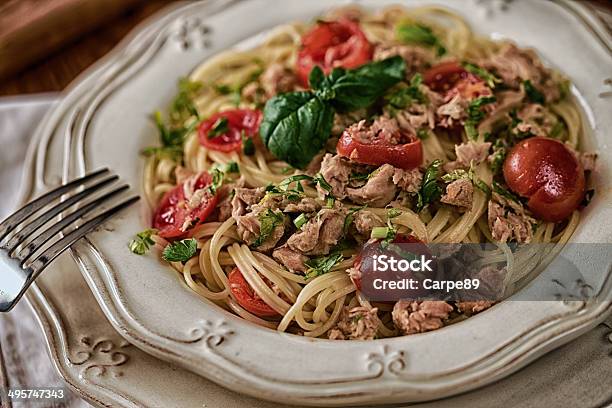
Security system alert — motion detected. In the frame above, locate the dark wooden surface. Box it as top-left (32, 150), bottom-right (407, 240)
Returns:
top-left (0, 0), bottom-right (178, 96)
top-left (0, 0), bottom-right (609, 97)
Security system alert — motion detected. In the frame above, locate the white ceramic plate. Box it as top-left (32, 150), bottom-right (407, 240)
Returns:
top-left (17, 85), bottom-right (612, 408)
top-left (45, 0), bottom-right (612, 405)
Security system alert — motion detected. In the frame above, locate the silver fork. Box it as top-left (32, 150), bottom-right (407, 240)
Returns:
top-left (0, 168), bottom-right (139, 312)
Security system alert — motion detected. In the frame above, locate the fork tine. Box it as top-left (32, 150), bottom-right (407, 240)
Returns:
top-left (0, 168), bottom-right (110, 241)
top-left (15, 184), bottom-right (131, 262)
top-left (25, 196), bottom-right (139, 273)
top-left (0, 174), bottom-right (120, 251)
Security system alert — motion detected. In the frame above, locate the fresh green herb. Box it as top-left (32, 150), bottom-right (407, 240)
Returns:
top-left (558, 80), bottom-right (571, 101)
top-left (260, 57), bottom-right (405, 168)
top-left (325, 197), bottom-right (336, 208)
top-left (141, 145), bottom-right (183, 161)
top-left (492, 181), bottom-right (520, 203)
top-left (128, 229), bottom-right (157, 255)
top-left (162, 238), bottom-right (197, 262)
top-left (314, 173), bottom-right (333, 194)
top-left (349, 172), bottom-right (370, 181)
top-left (214, 84), bottom-right (242, 106)
top-left (385, 73), bottom-right (426, 114)
top-left (387, 208), bottom-right (402, 219)
top-left (371, 227), bottom-right (391, 239)
top-left (343, 206), bottom-right (365, 234)
top-left (550, 120), bottom-right (567, 139)
top-left (254, 210), bottom-right (284, 247)
top-left (170, 78), bottom-right (203, 123)
top-left (206, 161), bottom-right (240, 194)
top-left (475, 179), bottom-right (491, 196)
top-left (462, 62), bottom-right (501, 89)
top-left (416, 159), bottom-right (443, 211)
top-left (224, 161), bottom-right (240, 173)
top-left (208, 117), bottom-right (229, 139)
top-left (441, 166), bottom-right (473, 183)
top-left (523, 80), bottom-right (546, 104)
top-left (581, 189), bottom-right (595, 207)
top-left (464, 96), bottom-right (497, 140)
top-left (416, 128), bottom-right (429, 139)
top-left (153, 111), bottom-right (197, 149)
top-left (305, 250), bottom-right (344, 279)
top-left (293, 213), bottom-right (309, 229)
top-left (279, 174), bottom-right (314, 190)
top-left (242, 133), bottom-right (256, 156)
top-left (396, 23), bottom-right (446, 56)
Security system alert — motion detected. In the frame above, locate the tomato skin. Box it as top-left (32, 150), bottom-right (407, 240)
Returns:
top-left (296, 19), bottom-right (373, 87)
top-left (198, 109), bottom-right (262, 153)
top-left (228, 268), bottom-right (279, 317)
top-left (423, 61), bottom-right (491, 99)
top-left (351, 234), bottom-right (426, 291)
top-left (152, 173), bottom-right (218, 239)
top-left (336, 129), bottom-right (423, 169)
top-left (503, 137), bottom-right (585, 222)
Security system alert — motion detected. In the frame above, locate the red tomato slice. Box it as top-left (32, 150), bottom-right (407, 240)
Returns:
top-left (198, 109), bottom-right (262, 153)
top-left (296, 19), bottom-right (373, 87)
top-left (423, 61), bottom-right (491, 99)
top-left (336, 128), bottom-right (423, 169)
top-left (503, 137), bottom-right (585, 222)
top-left (228, 267), bottom-right (279, 318)
top-left (152, 172), bottom-right (218, 239)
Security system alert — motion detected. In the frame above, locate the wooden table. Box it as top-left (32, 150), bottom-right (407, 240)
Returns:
top-left (0, 0), bottom-right (609, 97)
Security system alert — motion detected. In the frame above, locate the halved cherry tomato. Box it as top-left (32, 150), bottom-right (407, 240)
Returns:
top-left (296, 19), bottom-right (373, 87)
top-left (423, 61), bottom-right (491, 99)
top-left (336, 128), bottom-right (423, 169)
top-left (228, 267), bottom-right (279, 317)
top-left (198, 109), bottom-right (262, 153)
top-left (503, 137), bottom-right (585, 222)
top-left (152, 172), bottom-right (218, 239)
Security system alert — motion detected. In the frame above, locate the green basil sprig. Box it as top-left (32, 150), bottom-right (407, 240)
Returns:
top-left (260, 57), bottom-right (406, 169)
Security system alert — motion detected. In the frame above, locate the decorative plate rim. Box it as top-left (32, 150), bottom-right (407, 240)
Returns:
top-left (22, 0), bottom-right (612, 406)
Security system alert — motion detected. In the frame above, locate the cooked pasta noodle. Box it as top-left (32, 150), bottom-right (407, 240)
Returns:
top-left (136, 5), bottom-right (590, 340)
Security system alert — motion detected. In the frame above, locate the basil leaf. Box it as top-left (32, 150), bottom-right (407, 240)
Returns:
top-left (416, 159), bottom-right (443, 211)
top-left (309, 66), bottom-right (326, 90)
top-left (396, 23), bottom-right (446, 56)
top-left (523, 80), bottom-right (546, 104)
top-left (323, 56), bottom-right (406, 112)
top-left (162, 238), bottom-right (197, 262)
top-left (260, 92), bottom-right (335, 169)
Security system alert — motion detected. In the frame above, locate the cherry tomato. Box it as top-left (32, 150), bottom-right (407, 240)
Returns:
top-left (351, 234), bottom-right (428, 292)
top-left (503, 137), bottom-right (585, 222)
top-left (423, 61), bottom-right (491, 99)
top-left (198, 109), bottom-right (262, 153)
top-left (228, 267), bottom-right (279, 317)
top-left (152, 172), bottom-right (218, 239)
top-left (296, 19), bottom-right (373, 87)
top-left (336, 128), bottom-right (423, 169)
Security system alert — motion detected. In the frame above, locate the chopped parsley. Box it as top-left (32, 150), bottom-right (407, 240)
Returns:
top-left (462, 62), bottom-right (501, 89)
top-left (523, 80), bottom-right (546, 104)
top-left (416, 159), bottom-right (443, 211)
top-left (305, 250), bottom-right (344, 279)
top-left (396, 23), bottom-right (446, 56)
top-left (492, 181), bottom-right (520, 203)
top-left (128, 229), bottom-right (157, 255)
top-left (162, 238), bottom-right (197, 262)
top-left (170, 78), bottom-right (203, 123)
top-left (464, 96), bottom-right (497, 140)
top-left (385, 73), bottom-right (426, 114)
top-left (387, 208), bottom-right (402, 219)
top-left (254, 210), bottom-right (284, 247)
top-left (208, 117), bottom-right (229, 139)
top-left (343, 206), bottom-right (365, 234)
top-left (242, 132), bottom-right (256, 155)
top-left (293, 213), bottom-right (309, 229)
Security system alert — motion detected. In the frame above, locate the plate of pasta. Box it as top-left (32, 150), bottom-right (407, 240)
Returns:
top-left (62, 0), bottom-right (612, 405)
